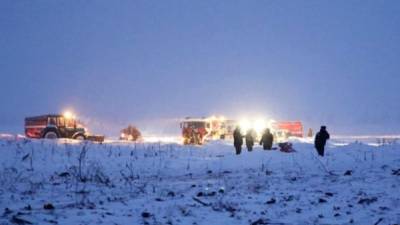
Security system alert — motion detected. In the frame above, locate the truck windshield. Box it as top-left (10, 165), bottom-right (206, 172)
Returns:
top-left (184, 122), bottom-right (206, 129)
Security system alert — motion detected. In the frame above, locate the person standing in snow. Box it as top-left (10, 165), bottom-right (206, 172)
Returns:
top-left (260, 128), bottom-right (274, 150)
top-left (245, 129), bottom-right (255, 152)
top-left (314, 126), bottom-right (330, 157)
top-left (307, 128), bottom-right (313, 138)
top-left (233, 126), bottom-right (243, 155)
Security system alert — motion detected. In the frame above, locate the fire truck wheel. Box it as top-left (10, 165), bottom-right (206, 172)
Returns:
top-left (74, 134), bottom-right (85, 140)
top-left (44, 131), bottom-right (58, 139)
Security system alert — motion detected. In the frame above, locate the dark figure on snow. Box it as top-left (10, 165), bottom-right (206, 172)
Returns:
top-left (245, 129), bottom-right (256, 152)
top-left (307, 128), bottom-right (313, 138)
top-left (260, 128), bottom-right (274, 150)
top-left (233, 126), bottom-right (243, 155)
top-left (314, 126), bottom-right (330, 157)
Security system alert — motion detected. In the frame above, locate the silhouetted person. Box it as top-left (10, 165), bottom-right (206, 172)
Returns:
top-left (307, 128), bottom-right (313, 138)
top-left (260, 128), bottom-right (273, 150)
top-left (233, 126), bottom-right (243, 155)
top-left (314, 126), bottom-right (330, 157)
top-left (245, 129), bottom-right (255, 152)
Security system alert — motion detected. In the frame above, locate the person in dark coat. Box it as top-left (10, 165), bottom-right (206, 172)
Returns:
top-left (245, 129), bottom-right (255, 152)
top-left (314, 126), bottom-right (330, 157)
top-left (260, 128), bottom-right (273, 150)
top-left (233, 126), bottom-right (243, 155)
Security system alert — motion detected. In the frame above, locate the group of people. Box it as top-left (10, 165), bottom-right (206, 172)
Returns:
top-left (233, 126), bottom-right (330, 157)
top-left (233, 127), bottom-right (274, 155)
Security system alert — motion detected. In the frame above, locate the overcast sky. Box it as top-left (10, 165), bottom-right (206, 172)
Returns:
top-left (1, 0), bottom-right (400, 136)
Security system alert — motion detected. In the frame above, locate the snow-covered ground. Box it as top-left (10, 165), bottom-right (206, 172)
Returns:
top-left (0, 136), bottom-right (399, 225)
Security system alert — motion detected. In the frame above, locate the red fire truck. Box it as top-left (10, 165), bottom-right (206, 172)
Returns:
top-left (180, 118), bottom-right (209, 145)
top-left (180, 116), bottom-right (233, 145)
top-left (271, 121), bottom-right (304, 138)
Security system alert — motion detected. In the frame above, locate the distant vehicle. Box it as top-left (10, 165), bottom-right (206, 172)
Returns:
top-left (180, 118), bottom-right (209, 145)
top-left (207, 116), bottom-right (230, 140)
top-left (220, 119), bottom-right (237, 139)
top-left (24, 113), bottom-right (104, 142)
top-left (180, 116), bottom-right (231, 145)
top-left (120, 125), bottom-right (142, 141)
top-left (271, 121), bottom-right (304, 138)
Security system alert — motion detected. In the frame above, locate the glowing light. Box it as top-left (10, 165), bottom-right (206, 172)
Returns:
top-left (239, 119), bottom-right (251, 133)
top-left (63, 111), bottom-right (75, 119)
top-left (254, 118), bottom-right (267, 134)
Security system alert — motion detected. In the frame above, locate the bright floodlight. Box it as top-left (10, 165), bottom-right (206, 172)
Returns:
top-left (63, 111), bottom-right (75, 119)
top-left (254, 118), bottom-right (266, 134)
top-left (239, 119), bottom-right (251, 133)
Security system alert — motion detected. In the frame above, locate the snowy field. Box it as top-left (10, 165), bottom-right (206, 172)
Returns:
top-left (0, 135), bottom-right (399, 225)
